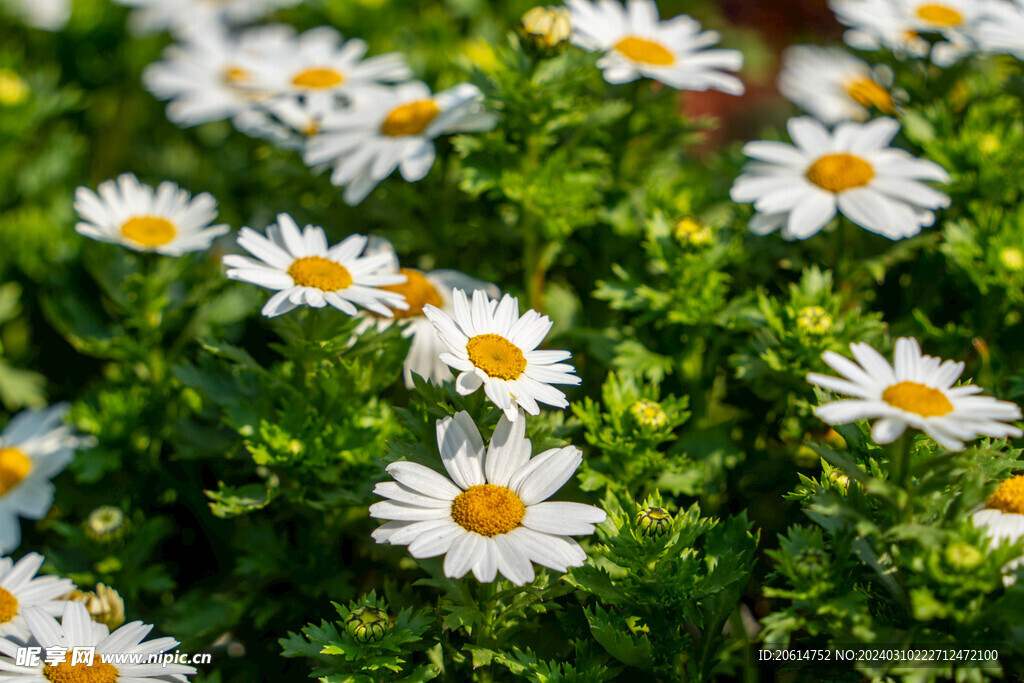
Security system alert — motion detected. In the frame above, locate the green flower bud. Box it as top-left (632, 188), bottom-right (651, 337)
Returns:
top-left (945, 542), bottom-right (983, 570)
top-left (345, 606), bottom-right (391, 643)
top-left (630, 399), bottom-right (668, 429)
top-left (520, 6), bottom-right (572, 49)
top-left (673, 218), bottom-right (713, 248)
top-left (85, 506), bottom-right (127, 543)
top-left (636, 506), bottom-right (672, 538)
top-left (795, 306), bottom-right (833, 335)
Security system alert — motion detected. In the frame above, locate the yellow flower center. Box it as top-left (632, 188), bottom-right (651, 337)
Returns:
top-left (466, 334), bottom-right (527, 380)
top-left (881, 381), bottom-right (953, 417)
top-left (0, 586), bottom-right (18, 624)
top-left (630, 399), bottom-right (667, 428)
top-left (0, 447), bottom-right (32, 496)
top-left (845, 77), bottom-right (894, 113)
top-left (291, 68), bottom-right (345, 89)
top-left (806, 153), bottom-right (875, 193)
top-left (916, 3), bottom-right (963, 26)
top-left (380, 100), bottom-right (441, 137)
top-left (43, 656), bottom-right (118, 683)
top-left (287, 256), bottom-right (353, 291)
top-left (450, 484), bottom-right (526, 537)
top-left (223, 66), bottom-right (251, 84)
top-left (378, 269), bottom-right (444, 319)
top-left (1000, 247), bottom-right (1024, 272)
top-left (796, 306), bottom-right (833, 335)
top-left (987, 475), bottom-right (1024, 515)
top-left (673, 218), bottom-right (713, 247)
top-left (614, 36), bottom-right (675, 66)
top-left (119, 216), bottom-right (178, 248)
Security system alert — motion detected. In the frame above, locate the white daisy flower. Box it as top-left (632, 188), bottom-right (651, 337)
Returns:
top-left (234, 96), bottom-right (343, 149)
top-left (355, 239), bottom-right (499, 389)
top-left (370, 411), bottom-right (606, 585)
top-left (0, 553), bottom-right (74, 643)
top-left (74, 173), bottom-right (229, 256)
top-left (113, 0), bottom-right (299, 36)
top-left (233, 26), bottom-right (411, 104)
top-left (304, 81), bottom-right (497, 205)
top-left (0, 404), bottom-right (83, 554)
top-left (143, 24), bottom-right (284, 129)
top-left (778, 45), bottom-right (896, 124)
top-left (730, 116), bottom-right (951, 240)
top-left (0, 601), bottom-right (195, 681)
top-left (422, 289), bottom-right (581, 422)
top-left (564, 0), bottom-right (744, 93)
top-left (807, 337), bottom-right (1023, 451)
top-left (223, 213), bottom-right (408, 318)
top-left (0, 0), bottom-right (70, 31)
top-left (831, 0), bottom-right (983, 66)
top-left (975, 0), bottom-right (1024, 59)
top-left (973, 474), bottom-right (1024, 585)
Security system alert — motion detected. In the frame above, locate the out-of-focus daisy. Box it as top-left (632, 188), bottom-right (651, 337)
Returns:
top-left (67, 583), bottom-right (126, 630)
top-left (422, 289), bottom-right (581, 421)
top-left (778, 46), bottom-right (896, 123)
top-left (730, 116), bottom-right (950, 240)
top-left (304, 82), bottom-right (497, 205)
top-left (973, 474), bottom-right (1024, 585)
top-left (807, 337), bottom-right (1023, 451)
top-left (0, 0), bottom-right (70, 31)
top-left (113, 0), bottom-right (299, 36)
top-left (831, 0), bottom-right (983, 66)
top-left (0, 404), bottom-right (83, 554)
top-left (356, 239), bottom-right (499, 388)
top-left (565, 0), bottom-right (744, 93)
top-left (74, 173), bottom-right (229, 256)
top-left (223, 213), bottom-right (408, 318)
top-left (370, 411), bottom-right (605, 585)
top-left (143, 24), bottom-right (283, 128)
top-left (976, 0), bottom-right (1024, 59)
top-left (0, 553), bottom-right (74, 642)
top-left (0, 601), bottom-right (195, 681)
top-left (234, 26), bottom-right (410, 104)
top-left (235, 96), bottom-right (342, 149)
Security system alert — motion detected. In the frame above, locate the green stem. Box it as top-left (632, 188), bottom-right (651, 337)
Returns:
top-left (886, 431), bottom-right (911, 493)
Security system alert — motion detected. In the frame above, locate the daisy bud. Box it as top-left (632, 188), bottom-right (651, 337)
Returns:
top-left (636, 507), bottom-right (672, 539)
top-left (673, 218), bottom-right (713, 248)
top-left (1000, 247), bottom-right (1024, 272)
top-left (630, 399), bottom-right (668, 430)
top-left (0, 69), bottom-right (29, 106)
top-left (85, 506), bottom-right (128, 543)
top-left (345, 606), bottom-right (391, 643)
top-left (520, 6), bottom-right (572, 49)
top-left (796, 306), bottom-right (833, 336)
top-left (944, 543), bottom-right (983, 571)
top-left (793, 547), bottom-right (829, 579)
top-left (67, 583), bottom-right (126, 629)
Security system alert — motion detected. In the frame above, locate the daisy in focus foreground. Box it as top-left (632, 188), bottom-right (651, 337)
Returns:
top-left (224, 213), bottom-right (408, 318)
top-left (423, 289), bottom-right (581, 421)
top-left (973, 474), bottom-right (1024, 585)
top-left (807, 337), bottom-right (1023, 451)
top-left (74, 173), bottom-right (229, 256)
top-left (370, 411), bottom-right (605, 585)
top-left (730, 116), bottom-right (950, 240)
top-left (0, 552), bottom-right (75, 642)
top-left (304, 81), bottom-right (496, 205)
top-left (356, 238), bottom-right (499, 389)
top-left (0, 404), bottom-right (84, 554)
top-left (0, 601), bottom-right (195, 681)
top-left (565, 0), bottom-right (744, 94)
top-left (778, 46), bottom-right (895, 124)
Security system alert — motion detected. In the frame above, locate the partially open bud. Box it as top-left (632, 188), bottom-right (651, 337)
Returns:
top-left (520, 6), bottom-right (572, 49)
top-left (85, 506), bottom-right (127, 543)
top-left (67, 583), bottom-right (126, 629)
top-left (636, 506), bottom-right (672, 539)
top-left (0, 69), bottom-right (29, 106)
top-left (345, 606), bottom-right (391, 643)
top-left (630, 399), bottom-right (668, 429)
